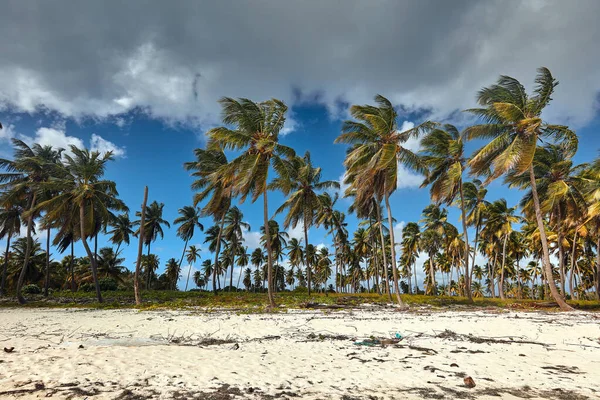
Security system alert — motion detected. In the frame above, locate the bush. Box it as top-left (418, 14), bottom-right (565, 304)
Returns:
top-left (22, 284), bottom-right (41, 294)
top-left (98, 278), bottom-right (118, 291)
top-left (79, 282), bottom-right (95, 292)
top-left (292, 286), bottom-right (308, 293)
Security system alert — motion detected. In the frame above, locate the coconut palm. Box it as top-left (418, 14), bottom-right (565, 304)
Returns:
top-left (420, 124), bottom-right (473, 300)
top-left (0, 196), bottom-right (23, 296)
top-left (184, 245), bottom-right (201, 291)
top-left (107, 213), bottom-right (134, 255)
top-left (401, 222), bottom-right (421, 293)
top-left (207, 97), bottom-right (295, 307)
top-left (223, 206), bottom-right (250, 290)
top-left (336, 95), bottom-right (429, 307)
top-left (465, 67), bottom-right (576, 310)
top-left (33, 146), bottom-right (127, 302)
top-left (251, 248), bottom-right (265, 292)
top-left (185, 146), bottom-right (233, 295)
top-left (463, 179), bottom-right (489, 291)
top-left (420, 204), bottom-right (449, 294)
top-left (165, 258), bottom-right (180, 290)
top-left (273, 151), bottom-right (339, 295)
top-left (174, 205), bottom-right (204, 285)
top-left (0, 140), bottom-right (65, 303)
top-left (235, 246), bottom-right (250, 289)
top-left (134, 201), bottom-right (170, 289)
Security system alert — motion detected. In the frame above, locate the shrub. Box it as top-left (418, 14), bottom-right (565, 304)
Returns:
top-left (98, 278), bottom-right (118, 291)
top-left (22, 284), bottom-right (41, 294)
top-left (79, 282), bottom-right (95, 292)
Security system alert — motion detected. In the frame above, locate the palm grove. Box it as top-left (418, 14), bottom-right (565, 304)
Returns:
top-left (1, 68), bottom-right (598, 311)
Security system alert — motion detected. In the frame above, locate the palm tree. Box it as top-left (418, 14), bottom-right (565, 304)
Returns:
top-left (223, 206), bottom-right (250, 290)
top-left (96, 247), bottom-right (126, 282)
top-left (235, 247), bottom-right (250, 289)
top-left (174, 205), bottom-right (204, 286)
top-left (336, 95), bottom-right (428, 307)
top-left (193, 270), bottom-right (206, 289)
top-left (165, 258), bottom-right (180, 290)
top-left (286, 238), bottom-right (304, 288)
top-left (107, 213), bottom-right (134, 255)
top-left (0, 196), bottom-right (23, 296)
top-left (465, 67), bottom-right (576, 310)
top-left (185, 245), bottom-right (201, 291)
top-left (251, 248), bottom-right (265, 292)
top-left (420, 204), bottom-right (449, 295)
top-left (484, 199), bottom-right (520, 299)
top-left (0, 140), bottom-right (65, 303)
top-left (134, 201), bottom-right (170, 289)
top-left (420, 124), bottom-right (473, 300)
top-left (401, 222), bottom-right (421, 293)
top-left (463, 179), bottom-right (489, 293)
top-left (260, 220), bottom-right (289, 292)
top-left (185, 147), bottom-right (232, 296)
top-left (208, 97), bottom-right (295, 307)
top-left (273, 151), bottom-right (339, 295)
top-left (34, 146), bottom-right (127, 302)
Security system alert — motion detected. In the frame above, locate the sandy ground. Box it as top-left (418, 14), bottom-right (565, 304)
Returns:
top-left (0, 307), bottom-right (599, 400)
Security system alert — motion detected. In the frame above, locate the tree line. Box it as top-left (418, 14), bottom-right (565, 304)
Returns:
top-left (1, 67), bottom-right (598, 311)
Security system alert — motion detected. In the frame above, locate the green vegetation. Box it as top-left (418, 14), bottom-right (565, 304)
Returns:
top-left (1, 67), bottom-right (600, 310)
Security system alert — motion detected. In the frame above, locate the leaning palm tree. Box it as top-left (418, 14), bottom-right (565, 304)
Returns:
top-left (223, 206), bottom-right (250, 290)
top-left (34, 146), bottom-right (128, 302)
top-left (0, 196), bottom-right (23, 296)
top-left (0, 140), bottom-right (64, 303)
top-left (465, 67), bottom-right (576, 310)
top-left (107, 213), bottom-right (134, 255)
top-left (184, 245), bottom-right (201, 291)
top-left (420, 124), bottom-right (473, 300)
top-left (273, 151), bottom-right (339, 295)
top-left (174, 205), bottom-right (204, 284)
top-left (207, 97), bottom-right (295, 307)
top-left (336, 95), bottom-right (428, 307)
top-left (134, 201), bottom-right (170, 289)
top-left (184, 147), bottom-right (232, 296)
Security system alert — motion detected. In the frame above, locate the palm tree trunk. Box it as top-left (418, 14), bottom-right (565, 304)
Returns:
top-left (80, 204), bottom-right (103, 303)
top-left (229, 241), bottom-right (236, 291)
top-left (70, 240), bottom-right (75, 292)
top-left (177, 238), bottom-right (189, 290)
top-left (236, 261), bottom-right (244, 289)
top-left (304, 216), bottom-right (312, 296)
top-left (413, 260), bottom-right (418, 294)
top-left (556, 210), bottom-right (566, 296)
top-left (384, 194), bottom-right (406, 307)
top-left (458, 180), bottom-right (472, 301)
top-left (213, 214), bottom-right (226, 295)
top-left (185, 262), bottom-right (193, 291)
top-left (16, 192), bottom-right (37, 305)
top-left (428, 256), bottom-right (436, 295)
top-left (375, 201), bottom-right (392, 301)
top-left (528, 164), bottom-right (572, 311)
top-left (134, 186), bottom-right (148, 305)
top-left (146, 242), bottom-right (151, 290)
top-left (470, 221), bottom-right (480, 297)
top-left (0, 233), bottom-right (11, 296)
top-left (263, 190), bottom-right (276, 308)
top-left (44, 228), bottom-right (51, 297)
top-left (569, 230), bottom-right (578, 299)
top-left (490, 252), bottom-right (497, 298)
top-left (500, 234), bottom-right (507, 300)
top-left (596, 237), bottom-right (600, 300)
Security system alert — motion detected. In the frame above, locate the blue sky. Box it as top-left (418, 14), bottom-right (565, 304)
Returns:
top-left (1, 1), bottom-right (600, 289)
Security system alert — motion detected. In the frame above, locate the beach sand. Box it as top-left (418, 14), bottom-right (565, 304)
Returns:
top-left (0, 306), bottom-right (598, 399)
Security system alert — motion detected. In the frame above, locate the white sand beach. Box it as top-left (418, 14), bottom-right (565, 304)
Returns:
top-left (0, 307), bottom-right (599, 399)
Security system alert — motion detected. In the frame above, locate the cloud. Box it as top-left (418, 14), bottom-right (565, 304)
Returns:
top-left (242, 230), bottom-right (262, 250)
top-left (90, 134), bottom-right (126, 157)
top-left (0, 124), bottom-right (17, 142)
top-left (1, 1), bottom-right (599, 129)
top-left (287, 222), bottom-right (304, 241)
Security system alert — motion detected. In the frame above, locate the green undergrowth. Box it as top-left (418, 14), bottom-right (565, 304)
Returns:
top-left (0, 290), bottom-right (598, 312)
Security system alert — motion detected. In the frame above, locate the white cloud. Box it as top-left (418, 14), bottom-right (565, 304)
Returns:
top-left (0, 124), bottom-right (17, 142)
top-left (242, 230), bottom-right (262, 250)
top-left (90, 134), bottom-right (126, 157)
top-left (23, 127), bottom-right (84, 152)
top-left (1, 2), bottom-right (599, 129)
top-left (287, 222), bottom-right (304, 241)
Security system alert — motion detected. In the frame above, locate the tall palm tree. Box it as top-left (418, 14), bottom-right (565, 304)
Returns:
top-left (286, 238), bottom-right (304, 287)
top-left (420, 124), bottom-right (473, 300)
top-left (107, 213), bottom-right (134, 255)
top-left (336, 95), bottom-right (428, 307)
top-left (465, 67), bottom-right (576, 310)
top-left (223, 206), bottom-right (250, 290)
top-left (134, 201), bottom-right (170, 289)
top-left (34, 146), bottom-right (127, 302)
top-left (174, 205), bottom-right (204, 285)
top-left (251, 248), bottom-right (265, 292)
top-left (420, 204), bottom-right (448, 295)
top-left (0, 140), bottom-right (64, 303)
top-left (208, 97), bottom-right (295, 307)
top-left (463, 179), bottom-right (489, 293)
top-left (185, 147), bottom-right (232, 296)
top-left (273, 151), bottom-right (339, 295)
top-left (235, 246), bottom-right (250, 289)
top-left (401, 222), bottom-right (421, 293)
top-left (185, 245), bottom-right (201, 291)
top-left (0, 196), bottom-right (23, 296)
top-left (165, 258), bottom-right (180, 290)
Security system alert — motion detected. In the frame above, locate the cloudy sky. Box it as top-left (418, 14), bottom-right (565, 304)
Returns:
top-left (1, 0), bottom-right (600, 289)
